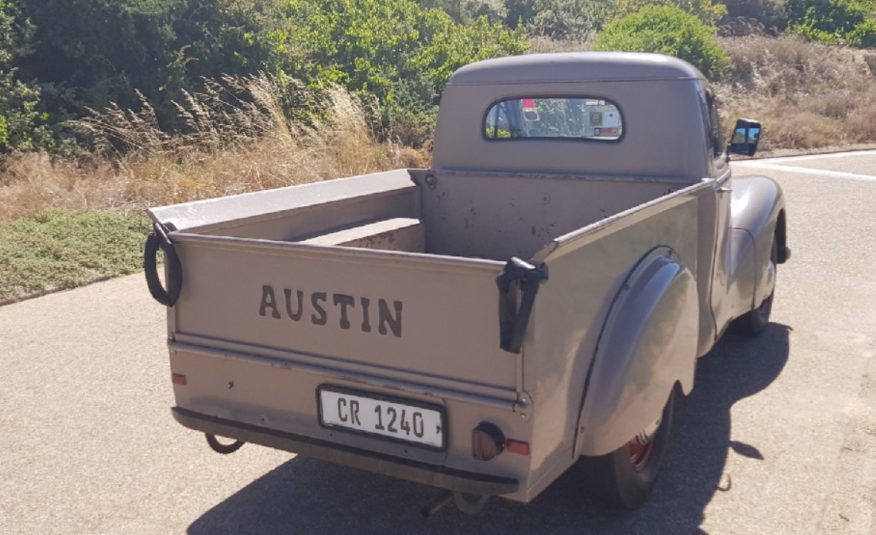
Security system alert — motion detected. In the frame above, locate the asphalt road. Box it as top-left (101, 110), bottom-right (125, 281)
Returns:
top-left (2, 150), bottom-right (875, 534)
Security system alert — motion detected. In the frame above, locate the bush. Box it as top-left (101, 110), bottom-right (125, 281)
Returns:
top-left (785, 0), bottom-right (876, 47)
top-left (723, 0), bottom-right (785, 22)
top-left (720, 1), bottom-right (786, 34)
top-left (0, 0), bottom-right (50, 152)
top-left (504, 0), bottom-right (614, 41)
top-left (0, 71), bottom-right (50, 151)
top-left (15, 0), bottom-right (302, 121)
top-left (416, 1), bottom-right (507, 24)
top-left (616, 0), bottom-right (728, 26)
top-left (284, 0), bottom-right (526, 146)
top-left (848, 19), bottom-right (876, 46)
top-left (592, 5), bottom-right (731, 79)
top-left (6, 0), bottom-right (525, 150)
top-left (716, 35), bottom-right (876, 149)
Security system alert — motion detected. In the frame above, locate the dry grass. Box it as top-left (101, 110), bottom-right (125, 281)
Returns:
top-left (715, 36), bottom-right (876, 150)
top-left (0, 75), bottom-right (428, 220)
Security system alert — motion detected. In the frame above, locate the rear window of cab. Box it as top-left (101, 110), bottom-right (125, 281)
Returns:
top-left (484, 97), bottom-right (623, 141)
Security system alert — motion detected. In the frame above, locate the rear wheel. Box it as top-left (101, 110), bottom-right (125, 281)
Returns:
top-left (589, 388), bottom-right (677, 510)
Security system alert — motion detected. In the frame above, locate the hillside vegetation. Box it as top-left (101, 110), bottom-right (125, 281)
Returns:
top-left (1, 0), bottom-right (875, 300)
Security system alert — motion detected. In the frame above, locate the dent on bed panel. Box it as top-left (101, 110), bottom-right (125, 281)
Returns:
top-left (421, 173), bottom-right (688, 261)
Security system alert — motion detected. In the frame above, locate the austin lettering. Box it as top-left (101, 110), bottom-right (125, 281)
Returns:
top-left (258, 285), bottom-right (403, 338)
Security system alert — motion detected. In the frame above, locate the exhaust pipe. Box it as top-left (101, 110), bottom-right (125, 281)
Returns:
top-left (205, 433), bottom-right (245, 454)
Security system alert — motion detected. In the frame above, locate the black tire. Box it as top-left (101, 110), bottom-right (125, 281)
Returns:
top-left (589, 388), bottom-right (677, 510)
top-left (733, 238), bottom-right (778, 336)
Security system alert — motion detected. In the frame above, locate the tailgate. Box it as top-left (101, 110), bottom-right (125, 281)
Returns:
top-left (162, 233), bottom-right (516, 392)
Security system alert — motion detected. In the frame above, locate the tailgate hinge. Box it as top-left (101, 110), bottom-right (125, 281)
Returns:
top-left (512, 393), bottom-right (532, 421)
top-left (496, 257), bottom-right (548, 354)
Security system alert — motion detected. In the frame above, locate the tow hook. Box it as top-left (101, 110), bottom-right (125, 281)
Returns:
top-left (205, 433), bottom-right (245, 454)
top-left (420, 492), bottom-right (491, 517)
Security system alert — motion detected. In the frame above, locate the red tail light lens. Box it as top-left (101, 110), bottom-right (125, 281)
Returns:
top-left (505, 439), bottom-right (530, 456)
top-left (172, 373), bottom-right (187, 385)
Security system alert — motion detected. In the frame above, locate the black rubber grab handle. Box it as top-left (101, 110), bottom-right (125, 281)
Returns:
top-left (144, 224), bottom-right (183, 307)
top-left (497, 257), bottom-right (548, 353)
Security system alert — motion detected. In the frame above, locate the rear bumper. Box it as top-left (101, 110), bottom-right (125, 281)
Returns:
top-left (172, 406), bottom-right (519, 496)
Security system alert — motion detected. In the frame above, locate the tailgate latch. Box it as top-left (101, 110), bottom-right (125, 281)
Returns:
top-left (496, 257), bottom-right (548, 353)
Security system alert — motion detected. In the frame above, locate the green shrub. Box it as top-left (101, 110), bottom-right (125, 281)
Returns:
top-left (4, 0), bottom-right (526, 150)
top-left (785, 0), bottom-right (876, 47)
top-left (592, 5), bottom-right (730, 79)
top-left (616, 0), bottom-right (728, 26)
top-left (0, 72), bottom-right (51, 151)
top-left (284, 0), bottom-right (527, 146)
top-left (847, 19), bottom-right (876, 46)
top-left (416, 1), bottom-right (507, 24)
top-left (504, 0), bottom-right (614, 41)
top-left (0, 0), bottom-right (50, 152)
top-left (723, 0), bottom-right (785, 25)
top-left (16, 1), bottom-right (300, 119)
top-left (0, 209), bottom-right (152, 303)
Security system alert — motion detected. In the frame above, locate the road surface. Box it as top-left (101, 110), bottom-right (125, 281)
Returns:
top-left (2, 150), bottom-right (875, 534)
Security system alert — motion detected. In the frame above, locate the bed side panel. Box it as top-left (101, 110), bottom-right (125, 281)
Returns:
top-left (519, 185), bottom-right (704, 497)
top-left (148, 169), bottom-right (417, 235)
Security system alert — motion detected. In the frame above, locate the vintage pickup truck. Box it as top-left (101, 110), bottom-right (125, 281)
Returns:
top-left (144, 52), bottom-right (790, 512)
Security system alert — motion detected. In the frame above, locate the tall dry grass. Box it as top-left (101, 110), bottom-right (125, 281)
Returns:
top-left (715, 36), bottom-right (876, 150)
top-left (0, 75), bottom-right (427, 220)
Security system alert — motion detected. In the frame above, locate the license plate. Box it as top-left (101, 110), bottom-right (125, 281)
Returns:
top-left (318, 387), bottom-right (445, 449)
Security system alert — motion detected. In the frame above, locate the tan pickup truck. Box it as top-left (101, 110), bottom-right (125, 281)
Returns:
top-left (144, 52), bottom-right (790, 513)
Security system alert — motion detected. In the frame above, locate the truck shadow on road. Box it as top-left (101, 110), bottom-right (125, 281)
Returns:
top-left (188, 323), bottom-right (790, 534)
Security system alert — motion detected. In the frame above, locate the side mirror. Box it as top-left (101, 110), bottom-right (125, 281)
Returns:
top-left (728, 118), bottom-right (762, 157)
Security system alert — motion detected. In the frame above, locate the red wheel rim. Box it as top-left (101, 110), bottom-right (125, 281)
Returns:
top-left (628, 438), bottom-right (655, 472)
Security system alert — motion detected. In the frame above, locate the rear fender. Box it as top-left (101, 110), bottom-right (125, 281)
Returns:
top-left (574, 247), bottom-right (699, 457)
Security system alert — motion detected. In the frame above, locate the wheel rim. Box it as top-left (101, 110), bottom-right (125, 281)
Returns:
top-left (757, 293), bottom-right (774, 323)
top-left (758, 240), bottom-right (778, 323)
top-left (628, 439), bottom-right (654, 472)
top-left (628, 416), bottom-right (662, 472)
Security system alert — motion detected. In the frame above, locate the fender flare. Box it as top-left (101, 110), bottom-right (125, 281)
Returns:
top-left (574, 246), bottom-right (699, 457)
top-left (730, 175), bottom-right (788, 310)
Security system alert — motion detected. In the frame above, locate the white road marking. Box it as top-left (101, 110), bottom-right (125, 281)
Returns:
top-left (748, 149), bottom-right (876, 164)
top-left (734, 161), bottom-right (876, 183)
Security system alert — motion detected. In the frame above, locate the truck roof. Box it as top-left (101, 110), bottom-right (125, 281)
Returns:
top-left (447, 52), bottom-right (705, 86)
